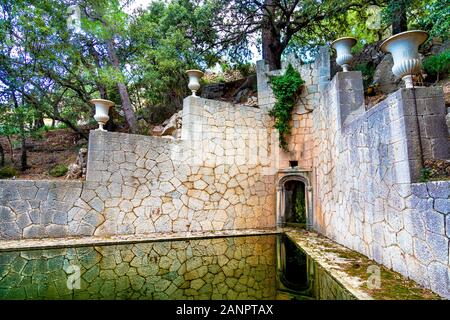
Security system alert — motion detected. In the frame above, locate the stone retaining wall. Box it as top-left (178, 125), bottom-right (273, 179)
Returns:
top-left (0, 97), bottom-right (276, 240)
top-left (0, 181), bottom-right (82, 239)
top-left (312, 70), bottom-right (450, 298)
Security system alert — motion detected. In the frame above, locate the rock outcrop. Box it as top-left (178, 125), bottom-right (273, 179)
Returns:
top-left (66, 147), bottom-right (87, 179)
top-left (372, 54), bottom-right (401, 94)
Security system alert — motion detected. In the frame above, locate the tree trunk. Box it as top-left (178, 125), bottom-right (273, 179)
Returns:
top-left (105, 39), bottom-right (137, 133)
top-left (0, 142), bottom-right (4, 167)
top-left (87, 42), bottom-right (108, 99)
top-left (261, 0), bottom-right (282, 70)
top-left (6, 136), bottom-right (14, 164)
top-left (48, 115), bottom-right (88, 140)
top-left (20, 132), bottom-right (27, 172)
top-left (35, 113), bottom-right (45, 129)
top-left (391, 0), bottom-right (407, 35)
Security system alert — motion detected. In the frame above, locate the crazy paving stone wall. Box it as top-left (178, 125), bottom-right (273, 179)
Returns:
top-left (0, 96), bottom-right (276, 240)
top-left (0, 181), bottom-right (82, 239)
top-left (0, 235), bottom-right (277, 299)
top-left (312, 70), bottom-right (450, 298)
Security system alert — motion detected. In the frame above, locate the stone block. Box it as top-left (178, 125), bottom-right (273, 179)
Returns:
top-left (18, 186), bottom-right (38, 200)
top-left (434, 199), bottom-right (449, 214)
top-left (413, 238), bottom-right (433, 265)
top-left (0, 206), bottom-right (16, 222)
top-left (422, 209), bottom-right (445, 235)
top-left (52, 211), bottom-right (68, 225)
top-left (425, 231), bottom-right (449, 264)
top-left (7, 200), bottom-right (31, 215)
top-left (16, 213), bottom-right (32, 229)
top-left (23, 225), bottom-right (45, 239)
top-left (45, 224), bottom-right (67, 238)
top-left (397, 230), bottom-right (413, 255)
top-left (427, 181), bottom-right (450, 199)
top-left (0, 222), bottom-right (21, 239)
top-left (427, 262), bottom-right (450, 298)
top-left (410, 183), bottom-right (428, 199)
top-left (446, 215), bottom-right (450, 238)
top-left (0, 183), bottom-right (20, 201)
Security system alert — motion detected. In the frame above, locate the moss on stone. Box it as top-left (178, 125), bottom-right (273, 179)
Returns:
top-left (329, 248), bottom-right (440, 300)
top-left (286, 229), bottom-right (441, 300)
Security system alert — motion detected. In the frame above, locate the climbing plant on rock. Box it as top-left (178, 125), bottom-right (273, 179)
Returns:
top-left (269, 64), bottom-right (304, 151)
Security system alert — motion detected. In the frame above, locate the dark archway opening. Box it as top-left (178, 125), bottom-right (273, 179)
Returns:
top-left (284, 180), bottom-right (306, 225)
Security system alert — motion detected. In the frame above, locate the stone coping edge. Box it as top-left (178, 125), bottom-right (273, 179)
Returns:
top-left (0, 228), bottom-right (281, 252)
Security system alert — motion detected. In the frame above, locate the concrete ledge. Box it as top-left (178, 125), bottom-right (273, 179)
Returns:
top-left (0, 228), bottom-right (280, 252)
top-left (285, 228), bottom-right (441, 300)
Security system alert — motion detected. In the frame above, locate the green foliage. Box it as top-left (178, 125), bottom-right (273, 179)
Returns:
top-left (127, 0), bottom-right (219, 120)
top-left (381, 0), bottom-right (411, 26)
top-left (219, 61), bottom-right (232, 73)
top-left (415, 0), bottom-right (450, 40)
top-left (0, 166), bottom-right (16, 179)
top-left (354, 63), bottom-right (376, 89)
top-left (48, 164), bottom-right (68, 177)
top-left (419, 167), bottom-right (432, 182)
top-left (38, 123), bottom-right (68, 133)
top-left (294, 187), bottom-right (306, 224)
top-left (269, 64), bottom-right (304, 151)
top-left (236, 63), bottom-right (255, 77)
top-left (423, 50), bottom-right (450, 81)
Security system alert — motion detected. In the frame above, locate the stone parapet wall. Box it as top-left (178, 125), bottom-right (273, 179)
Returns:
top-left (0, 97), bottom-right (276, 241)
top-left (312, 70), bottom-right (450, 298)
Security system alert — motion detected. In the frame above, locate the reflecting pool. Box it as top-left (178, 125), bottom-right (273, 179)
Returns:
top-left (0, 234), bottom-right (355, 300)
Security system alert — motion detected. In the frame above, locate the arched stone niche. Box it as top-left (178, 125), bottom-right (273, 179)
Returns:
top-left (276, 170), bottom-right (313, 228)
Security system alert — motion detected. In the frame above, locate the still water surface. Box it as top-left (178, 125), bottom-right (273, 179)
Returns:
top-left (0, 234), bottom-right (355, 299)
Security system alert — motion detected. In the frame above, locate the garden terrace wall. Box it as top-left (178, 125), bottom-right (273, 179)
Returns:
top-left (0, 97), bottom-right (277, 241)
top-left (312, 70), bottom-right (450, 298)
top-left (0, 181), bottom-right (82, 239)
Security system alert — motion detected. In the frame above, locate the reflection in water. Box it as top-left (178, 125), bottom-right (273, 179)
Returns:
top-left (276, 235), bottom-right (356, 300)
top-left (0, 235), bottom-right (355, 300)
top-left (276, 234), bottom-right (313, 298)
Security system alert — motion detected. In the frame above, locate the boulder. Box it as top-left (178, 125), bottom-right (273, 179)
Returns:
top-left (372, 54), bottom-right (401, 95)
top-left (201, 83), bottom-right (227, 100)
top-left (152, 125), bottom-right (164, 136)
top-left (161, 110), bottom-right (182, 138)
top-left (443, 81), bottom-right (450, 106)
top-left (65, 147), bottom-right (87, 179)
top-left (66, 163), bottom-right (82, 180)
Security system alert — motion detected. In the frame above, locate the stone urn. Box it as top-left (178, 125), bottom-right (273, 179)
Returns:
top-left (186, 70), bottom-right (204, 96)
top-left (331, 37), bottom-right (357, 72)
top-left (380, 30), bottom-right (428, 88)
top-left (90, 99), bottom-right (114, 131)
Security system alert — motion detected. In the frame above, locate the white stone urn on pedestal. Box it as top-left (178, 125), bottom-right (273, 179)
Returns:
top-left (186, 70), bottom-right (204, 96)
top-left (380, 30), bottom-right (428, 88)
top-left (90, 99), bottom-right (114, 131)
top-left (331, 37), bottom-right (357, 72)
